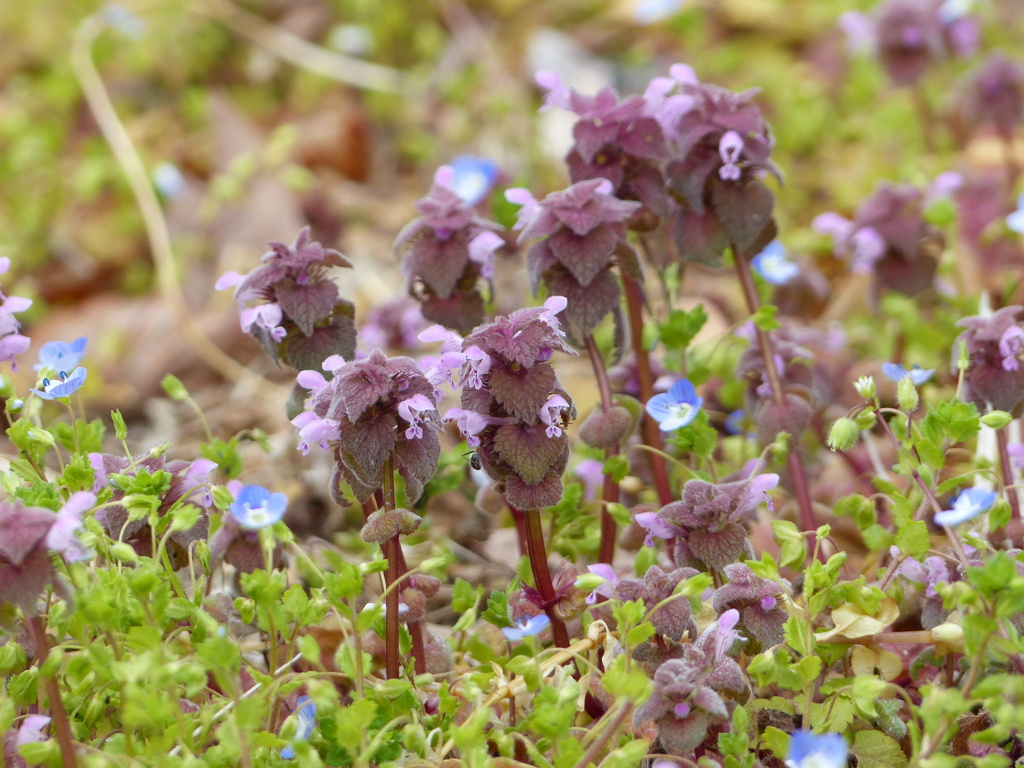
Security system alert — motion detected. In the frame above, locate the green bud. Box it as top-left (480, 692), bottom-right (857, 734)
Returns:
top-left (854, 375), bottom-right (876, 400)
top-left (109, 542), bottom-right (140, 563)
top-left (981, 410), bottom-right (1013, 429)
top-left (111, 409), bottom-right (128, 441)
top-left (957, 339), bottom-right (969, 372)
top-left (26, 428), bottom-right (55, 446)
top-left (826, 417), bottom-right (860, 452)
top-left (161, 374), bottom-right (189, 401)
top-left (573, 573), bottom-right (607, 594)
top-left (0, 374), bottom-right (14, 399)
top-left (854, 410), bottom-right (877, 430)
top-left (896, 376), bottom-right (919, 412)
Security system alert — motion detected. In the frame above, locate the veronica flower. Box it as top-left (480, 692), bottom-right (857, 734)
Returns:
top-left (35, 337), bottom-right (87, 373)
top-left (633, 0), bottom-right (685, 24)
top-left (152, 162), bottom-right (185, 198)
top-left (881, 362), bottom-right (934, 384)
top-left (502, 614), bottom-right (551, 641)
top-left (228, 485), bottom-right (288, 530)
top-left (934, 487), bottom-right (997, 527)
top-left (752, 241), bottom-right (799, 285)
top-left (445, 155), bottom-right (499, 206)
top-left (281, 696), bottom-right (316, 760)
top-left (646, 378), bottom-right (703, 431)
top-left (785, 730), bottom-right (849, 768)
top-left (32, 367), bottom-right (87, 400)
top-left (1008, 193), bottom-right (1024, 234)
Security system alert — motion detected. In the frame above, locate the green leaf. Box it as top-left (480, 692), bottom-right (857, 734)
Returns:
top-left (852, 730), bottom-right (907, 768)
top-left (894, 520), bottom-right (930, 560)
top-left (771, 520), bottom-right (806, 569)
top-left (658, 306), bottom-right (709, 351)
top-left (751, 303), bottom-right (781, 331)
top-left (760, 726), bottom-right (790, 760)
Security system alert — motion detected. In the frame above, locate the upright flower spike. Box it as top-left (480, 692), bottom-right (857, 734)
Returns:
top-left (215, 227), bottom-right (356, 371)
top-left (957, 306), bottom-right (1024, 415)
top-left (646, 379), bottom-right (703, 431)
top-left (509, 179), bottom-right (641, 340)
top-left (394, 167), bottom-right (504, 333)
top-left (294, 349), bottom-right (442, 504)
top-left (954, 54), bottom-right (1024, 142)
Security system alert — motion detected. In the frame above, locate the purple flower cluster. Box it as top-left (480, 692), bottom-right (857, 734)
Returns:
top-left (433, 298), bottom-right (578, 510)
top-left (0, 258), bottom-right (32, 372)
top-left (394, 166), bottom-right (504, 333)
top-left (216, 227), bottom-right (356, 371)
top-left (292, 350), bottom-right (441, 504)
top-left (956, 306), bottom-right (1024, 415)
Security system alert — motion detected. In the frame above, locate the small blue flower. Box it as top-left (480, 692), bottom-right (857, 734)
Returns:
top-left (229, 485), bottom-right (288, 530)
top-left (280, 696), bottom-right (316, 760)
top-left (449, 155), bottom-right (498, 206)
top-left (35, 338), bottom-right (87, 373)
top-left (751, 241), bottom-right (799, 285)
top-left (634, 0), bottom-right (685, 24)
top-left (934, 487), bottom-right (997, 527)
top-left (785, 730), bottom-right (848, 768)
top-left (881, 362), bottom-right (934, 385)
top-left (646, 379), bottom-right (703, 432)
top-left (1008, 192), bottom-right (1024, 234)
top-left (502, 614), bottom-right (550, 641)
top-left (32, 367), bottom-right (87, 400)
top-left (152, 162), bottom-right (185, 199)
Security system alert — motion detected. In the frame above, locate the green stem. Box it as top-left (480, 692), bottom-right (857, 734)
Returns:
top-left (26, 614), bottom-right (79, 768)
top-left (519, 506), bottom-right (570, 647)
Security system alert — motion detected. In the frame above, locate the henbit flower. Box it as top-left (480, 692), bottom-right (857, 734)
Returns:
top-left (281, 696), bottom-right (316, 760)
top-left (582, 563), bottom-right (620, 604)
top-left (646, 379), bottom-right (703, 431)
top-left (462, 345), bottom-right (492, 389)
top-left (228, 485), bottom-right (288, 530)
top-left (934, 487), bottom-right (998, 527)
top-left (239, 302), bottom-right (286, 342)
top-left (1008, 193), bottom-right (1024, 234)
top-left (574, 458), bottom-right (604, 500)
top-left (539, 394), bottom-right (571, 438)
top-left (881, 362), bottom-right (935, 384)
top-left (442, 408), bottom-right (491, 447)
top-left (635, 510), bottom-right (681, 547)
top-left (785, 730), bottom-right (849, 768)
top-left (32, 367), bottom-right (87, 400)
top-left (751, 241), bottom-right (799, 285)
top-left (397, 394), bottom-right (436, 440)
top-left (502, 614), bottom-right (551, 641)
top-left (1001, 325), bottom-right (1024, 371)
top-left (467, 230), bottom-right (504, 279)
top-left (35, 337), bottom-right (87, 373)
top-left (15, 714), bottom-right (52, 749)
top-left (45, 492), bottom-right (97, 562)
top-left (717, 130), bottom-right (745, 181)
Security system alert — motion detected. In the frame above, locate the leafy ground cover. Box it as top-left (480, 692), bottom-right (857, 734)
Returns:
top-left (4, 0), bottom-right (1024, 766)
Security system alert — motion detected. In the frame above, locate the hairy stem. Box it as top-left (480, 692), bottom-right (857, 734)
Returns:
top-left (394, 545), bottom-right (427, 675)
top-left (996, 425), bottom-right (1021, 522)
top-left (26, 614), bottom-right (79, 768)
top-left (732, 246), bottom-right (815, 532)
top-left (519, 506), bottom-right (570, 647)
top-left (584, 334), bottom-right (620, 564)
top-left (571, 702), bottom-right (632, 768)
top-left (622, 271), bottom-right (674, 506)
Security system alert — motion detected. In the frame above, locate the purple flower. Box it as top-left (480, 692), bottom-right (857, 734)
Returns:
top-left (635, 510), bottom-right (680, 547)
top-left (397, 394), bottom-right (436, 440)
top-left (582, 563), bottom-right (619, 604)
top-left (502, 614), bottom-right (551, 641)
top-left (574, 458), bottom-right (604, 500)
top-left (0, 257), bottom-right (32, 372)
top-left (751, 241), bottom-right (799, 285)
top-left (785, 730), bottom-right (848, 768)
top-left (240, 302), bottom-right (286, 342)
top-left (1008, 192), bottom-right (1024, 235)
top-left (646, 379), bottom-right (703, 431)
top-left (442, 407), bottom-right (491, 447)
top-left (281, 696), bottom-right (316, 760)
top-left (45, 492), bottom-right (97, 562)
top-left (229, 485), bottom-right (288, 530)
top-left (32, 367), bottom-right (87, 400)
top-left (539, 394), bottom-right (571, 438)
top-left (35, 337), bottom-right (87, 373)
top-left (881, 362), bottom-right (934, 384)
top-left (935, 487), bottom-right (997, 527)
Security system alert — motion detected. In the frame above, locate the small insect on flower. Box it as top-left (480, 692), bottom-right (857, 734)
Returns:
top-left (646, 378), bottom-right (703, 432)
top-left (228, 485), bottom-right (288, 530)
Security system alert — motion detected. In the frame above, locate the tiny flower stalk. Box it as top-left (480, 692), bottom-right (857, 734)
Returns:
top-left (732, 245), bottom-right (815, 533)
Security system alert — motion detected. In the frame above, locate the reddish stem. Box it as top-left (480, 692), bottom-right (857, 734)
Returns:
top-left (732, 246), bottom-right (816, 533)
top-left (26, 614), bottom-right (79, 768)
top-left (394, 545), bottom-right (427, 675)
top-left (621, 273), bottom-right (674, 506)
top-left (584, 334), bottom-right (620, 564)
top-left (381, 457), bottom-right (401, 679)
top-left (996, 426), bottom-right (1022, 523)
top-left (517, 505), bottom-right (570, 647)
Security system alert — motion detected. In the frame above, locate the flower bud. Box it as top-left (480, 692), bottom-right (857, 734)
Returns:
top-left (854, 375), bottom-right (876, 400)
top-left (980, 410), bottom-right (1013, 429)
top-left (161, 374), bottom-right (190, 401)
top-left (578, 405), bottom-right (633, 449)
top-left (0, 374), bottom-right (14, 399)
top-left (360, 508), bottom-right (423, 543)
top-left (826, 417), bottom-right (860, 452)
top-left (112, 409), bottom-right (128, 441)
top-left (854, 409), bottom-right (877, 430)
top-left (931, 621), bottom-right (965, 653)
top-left (896, 375), bottom-right (919, 412)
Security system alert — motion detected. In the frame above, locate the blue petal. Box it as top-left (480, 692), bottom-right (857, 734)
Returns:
top-left (881, 362), bottom-right (907, 382)
top-left (666, 378), bottom-right (698, 405)
top-left (502, 614), bottom-right (550, 641)
top-left (32, 368), bottom-right (87, 400)
top-left (786, 730), bottom-right (848, 768)
top-left (36, 338), bottom-right (88, 371)
top-left (645, 393), bottom-right (675, 423)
